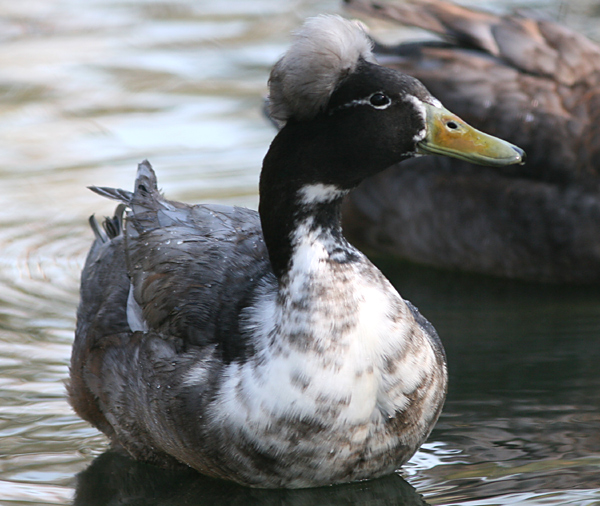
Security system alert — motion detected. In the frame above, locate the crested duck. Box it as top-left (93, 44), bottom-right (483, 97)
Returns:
top-left (68, 15), bottom-right (523, 488)
top-left (343, 0), bottom-right (600, 283)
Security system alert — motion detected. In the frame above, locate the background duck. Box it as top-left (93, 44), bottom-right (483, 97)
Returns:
top-left (343, 0), bottom-right (600, 283)
top-left (69, 15), bottom-right (522, 488)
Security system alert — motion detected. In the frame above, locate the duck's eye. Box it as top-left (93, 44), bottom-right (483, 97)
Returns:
top-left (369, 93), bottom-right (391, 108)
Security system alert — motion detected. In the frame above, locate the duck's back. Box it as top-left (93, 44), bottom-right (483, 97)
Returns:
top-left (77, 162), bottom-right (270, 349)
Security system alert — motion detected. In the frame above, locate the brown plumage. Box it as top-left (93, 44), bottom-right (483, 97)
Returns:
top-left (343, 0), bottom-right (600, 283)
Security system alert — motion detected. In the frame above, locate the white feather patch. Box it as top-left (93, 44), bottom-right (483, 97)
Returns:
top-left (298, 184), bottom-right (346, 205)
top-left (403, 94), bottom-right (428, 143)
top-left (126, 285), bottom-right (147, 332)
top-left (214, 218), bottom-right (434, 433)
top-left (268, 15), bottom-right (376, 124)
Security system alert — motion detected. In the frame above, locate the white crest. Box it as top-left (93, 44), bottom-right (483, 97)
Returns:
top-left (268, 15), bottom-right (375, 124)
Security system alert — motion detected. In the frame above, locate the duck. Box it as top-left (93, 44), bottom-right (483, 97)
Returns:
top-left (68, 15), bottom-right (523, 489)
top-left (342, 0), bottom-right (600, 283)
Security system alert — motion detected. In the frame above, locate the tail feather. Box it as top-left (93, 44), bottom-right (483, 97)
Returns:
top-left (87, 160), bottom-right (160, 240)
top-left (88, 203), bottom-right (127, 243)
top-left (133, 159), bottom-right (159, 197)
top-left (89, 186), bottom-right (133, 204)
top-left (103, 204), bottom-right (127, 239)
top-left (88, 215), bottom-right (109, 243)
top-left (88, 160), bottom-right (158, 205)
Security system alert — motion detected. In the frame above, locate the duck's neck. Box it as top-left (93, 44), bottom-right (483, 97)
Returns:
top-left (259, 128), bottom-right (359, 281)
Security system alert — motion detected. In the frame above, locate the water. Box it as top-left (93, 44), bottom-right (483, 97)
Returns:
top-left (0, 1), bottom-right (599, 504)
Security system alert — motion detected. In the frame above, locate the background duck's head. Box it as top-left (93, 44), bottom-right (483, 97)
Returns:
top-left (266, 15), bottom-right (524, 189)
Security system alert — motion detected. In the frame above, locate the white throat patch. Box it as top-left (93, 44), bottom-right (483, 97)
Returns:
top-left (298, 184), bottom-right (347, 205)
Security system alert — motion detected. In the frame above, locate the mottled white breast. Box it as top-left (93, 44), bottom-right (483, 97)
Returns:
top-left (210, 219), bottom-right (439, 436)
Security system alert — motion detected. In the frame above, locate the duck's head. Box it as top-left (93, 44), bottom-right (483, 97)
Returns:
top-left (266, 15), bottom-right (524, 189)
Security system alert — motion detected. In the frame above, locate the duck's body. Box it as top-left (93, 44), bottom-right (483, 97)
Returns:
top-left (69, 16), bottom-right (522, 488)
top-left (343, 0), bottom-right (600, 283)
top-left (72, 162), bottom-right (446, 488)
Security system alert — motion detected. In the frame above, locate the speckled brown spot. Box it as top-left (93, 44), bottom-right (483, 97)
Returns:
top-left (290, 370), bottom-right (311, 391)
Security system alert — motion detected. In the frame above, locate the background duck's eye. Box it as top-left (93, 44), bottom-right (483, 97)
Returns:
top-left (369, 93), bottom-right (390, 108)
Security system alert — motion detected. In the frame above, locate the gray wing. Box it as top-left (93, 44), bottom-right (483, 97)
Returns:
top-left (91, 160), bottom-right (272, 360)
top-left (69, 161), bottom-right (274, 463)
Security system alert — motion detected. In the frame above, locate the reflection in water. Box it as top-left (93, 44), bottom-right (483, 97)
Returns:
top-left (380, 261), bottom-right (600, 503)
top-left (74, 451), bottom-right (427, 506)
top-left (1, 0), bottom-right (600, 505)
